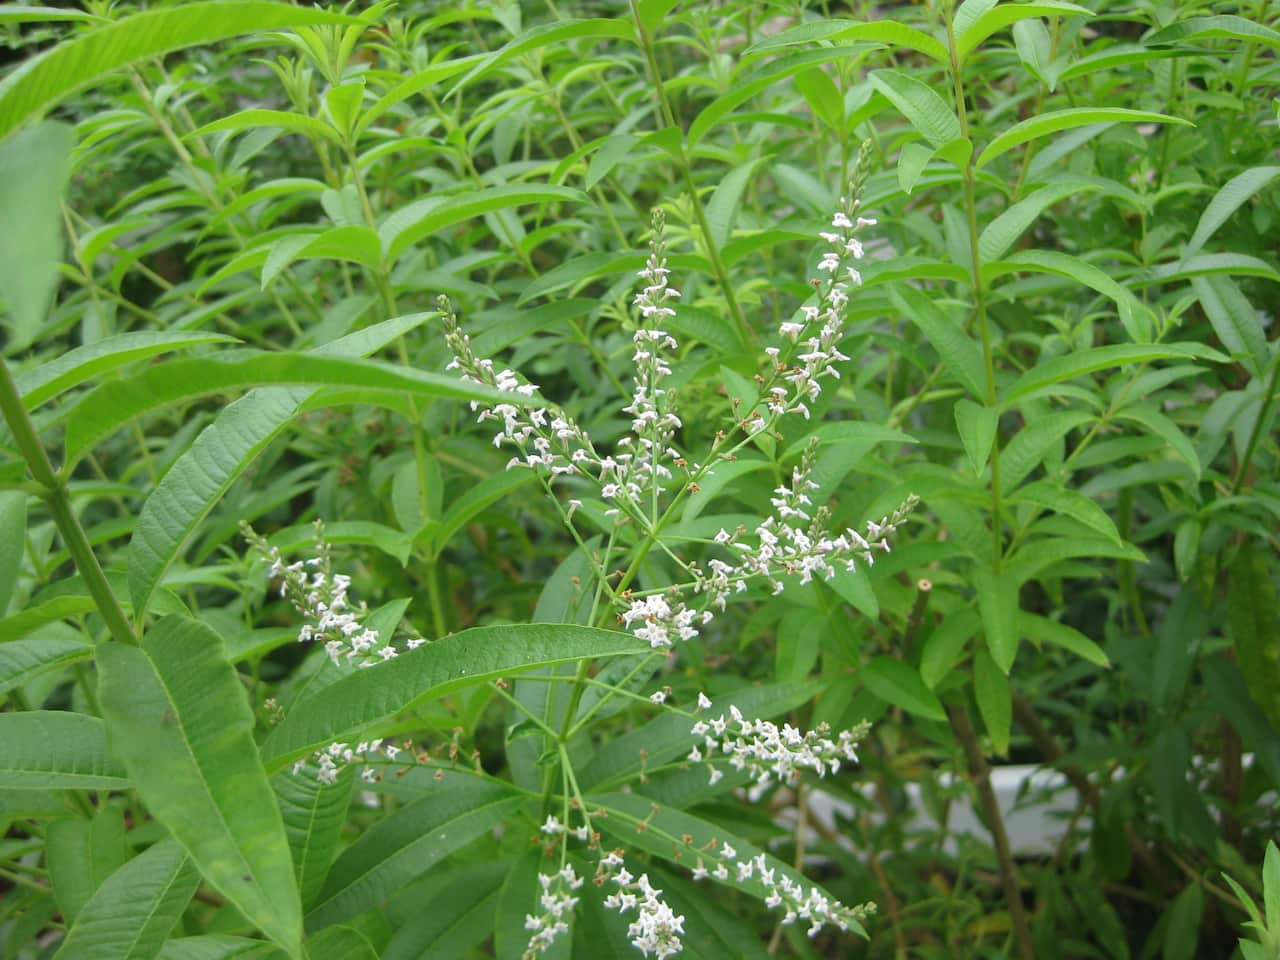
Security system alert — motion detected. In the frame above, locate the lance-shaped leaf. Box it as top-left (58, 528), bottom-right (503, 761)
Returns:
top-left (0, 4), bottom-right (355, 137)
top-left (262, 624), bottom-right (650, 770)
top-left (976, 108), bottom-right (1191, 169)
top-left (123, 315), bottom-right (441, 617)
top-left (65, 348), bottom-right (501, 463)
top-left (869, 70), bottom-right (960, 149)
top-left (15, 331), bottom-right (237, 410)
top-left (0, 122), bottom-right (73, 349)
top-left (0, 712), bottom-right (127, 790)
top-left (1182, 165), bottom-right (1280, 263)
top-left (54, 839), bottom-right (197, 960)
top-left (0, 634), bottom-right (93, 697)
top-left (274, 766), bottom-right (354, 912)
top-left (97, 616), bottom-right (302, 956)
top-left (955, 0), bottom-right (1092, 62)
top-left (306, 778), bottom-right (522, 928)
top-left (47, 806), bottom-right (129, 927)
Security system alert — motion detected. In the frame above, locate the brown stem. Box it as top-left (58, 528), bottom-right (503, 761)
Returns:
top-left (901, 578), bottom-right (933, 658)
top-left (947, 703), bottom-right (1035, 960)
top-left (1011, 692), bottom-right (1172, 892)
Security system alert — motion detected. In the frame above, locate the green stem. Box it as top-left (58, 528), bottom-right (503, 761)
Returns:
top-left (628, 0), bottom-right (751, 344)
top-left (947, 18), bottom-right (1002, 571)
top-left (945, 12), bottom-right (1030, 960)
top-left (0, 360), bottom-right (136, 646)
top-left (1231, 354), bottom-right (1280, 495)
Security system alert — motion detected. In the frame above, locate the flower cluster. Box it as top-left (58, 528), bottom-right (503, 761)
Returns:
top-left (523, 865), bottom-right (584, 958)
top-left (242, 521), bottom-right (423, 668)
top-left (303, 738), bottom-right (403, 785)
top-left (689, 701), bottom-right (871, 801)
top-left (597, 851), bottom-right (686, 959)
top-left (688, 844), bottom-right (873, 939)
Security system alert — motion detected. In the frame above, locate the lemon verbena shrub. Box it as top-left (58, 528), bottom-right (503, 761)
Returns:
top-left (250, 151), bottom-right (914, 960)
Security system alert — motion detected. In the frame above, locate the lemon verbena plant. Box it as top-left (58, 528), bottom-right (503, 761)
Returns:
top-left (245, 172), bottom-right (916, 958)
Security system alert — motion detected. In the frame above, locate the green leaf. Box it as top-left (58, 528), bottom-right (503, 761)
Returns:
top-left (54, 839), bottom-right (197, 960)
top-left (122, 317), bottom-right (437, 616)
top-left (1229, 542), bottom-right (1280, 729)
top-left (0, 121), bottom-right (73, 349)
top-left (1000, 411), bottom-right (1093, 493)
top-left (986, 249), bottom-right (1153, 339)
top-left (1018, 611), bottom-right (1108, 666)
top-left (383, 861), bottom-right (507, 960)
top-left (0, 634), bottom-right (93, 696)
top-left (157, 935), bottom-right (286, 960)
top-left (445, 19), bottom-right (636, 98)
top-left (0, 712), bottom-right (127, 790)
top-left (795, 66), bottom-right (843, 130)
top-left (869, 70), bottom-right (960, 149)
top-left (1113, 404), bottom-right (1200, 479)
top-left (897, 141), bottom-right (936, 194)
top-left (954, 399), bottom-right (998, 475)
top-left (0, 3), bottom-right (356, 139)
top-left (1149, 252), bottom-right (1280, 284)
top-left (0, 596), bottom-right (97, 643)
top-left (973, 649), bottom-right (1011, 755)
top-left (304, 927), bottom-right (376, 960)
top-left (1146, 15), bottom-right (1280, 52)
top-left (1265, 840), bottom-right (1280, 933)
top-left (862, 657), bottom-right (946, 721)
top-left (15, 331), bottom-right (237, 410)
top-left (428, 469), bottom-right (538, 558)
top-left (891, 285), bottom-right (986, 400)
top-left (1013, 18), bottom-right (1055, 88)
top-left (782, 421), bottom-right (917, 459)
top-left (1002, 342), bottom-right (1223, 408)
top-left (921, 610), bottom-right (980, 688)
top-left (745, 18), bottom-right (949, 64)
top-left (1008, 481), bottom-right (1122, 544)
top-left (1191, 276), bottom-right (1271, 379)
top-left (0, 491), bottom-right (25, 617)
top-left (975, 566), bottom-right (1018, 672)
top-left (1174, 518), bottom-right (1202, 583)
top-left (381, 185), bottom-right (586, 261)
top-left (97, 616), bottom-right (302, 955)
top-left (706, 160), bottom-right (762, 248)
top-left (976, 108), bottom-right (1191, 169)
top-left (47, 806), bottom-right (129, 927)
top-left (0, 7), bottom-right (99, 23)
top-left (979, 180), bottom-right (1100, 261)
top-left (1183, 166), bottom-right (1280, 262)
top-left (261, 227), bottom-right (383, 289)
top-left (188, 109), bottom-right (342, 146)
top-left (274, 767), bottom-right (354, 912)
top-left (66, 346), bottom-right (498, 463)
top-left (263, 624), bottom-right (648, 769)
top-left (306, 778), bottom-right (522, 928)
top-left (1058, 44), bottom-right (1189, 82)
top-left (1009, 536), bottom-right (1146, 584)
top-left (688, 48), bottom-right (871, 147)
top-left (1161, 882), bottom-right (1203, 960)
top-left (956, 1), bottom-right (1093, 63)
top-left (584, 134), bottom-right (640, 190)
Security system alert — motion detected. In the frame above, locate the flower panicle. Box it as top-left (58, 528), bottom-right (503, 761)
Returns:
top-left (689, 702), bottom-right (872, 799)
